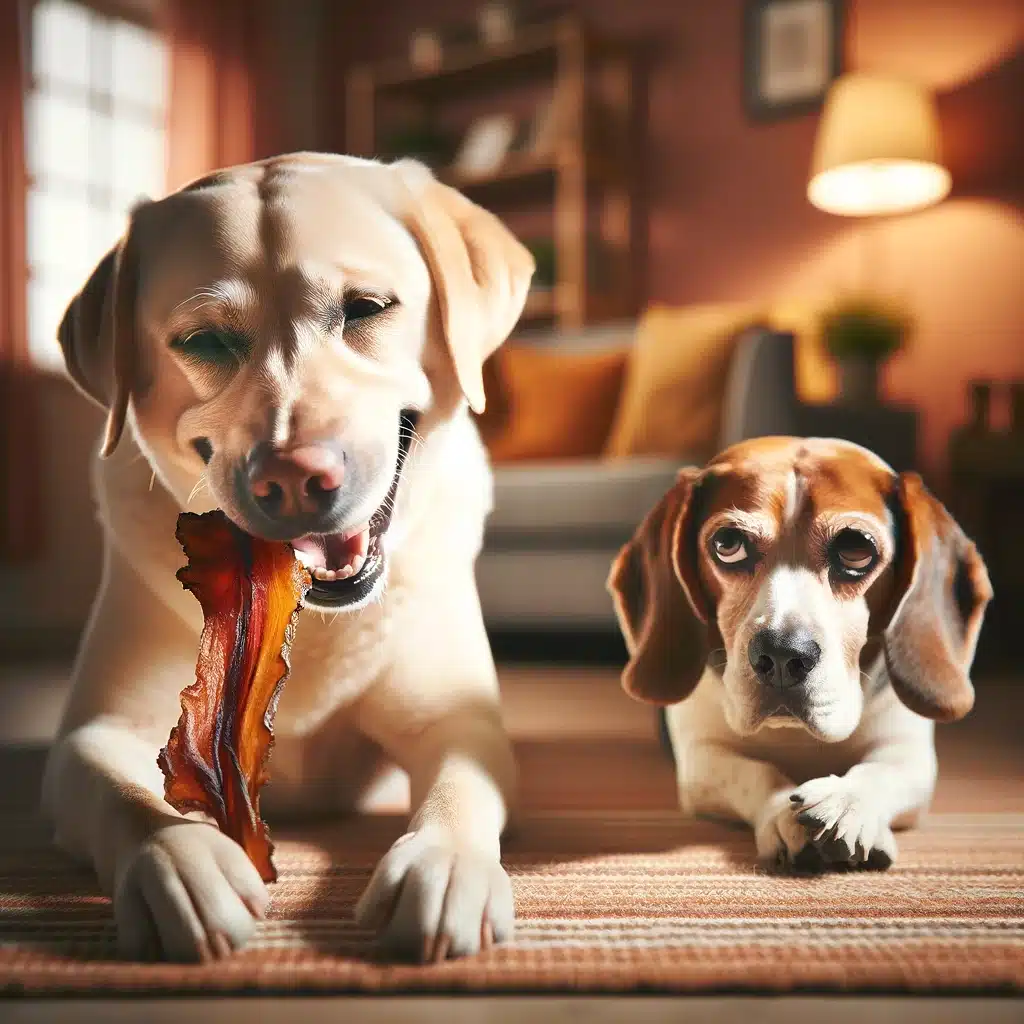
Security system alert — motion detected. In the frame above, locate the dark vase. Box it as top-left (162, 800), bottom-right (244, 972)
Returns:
top-left (1010, 379), bottom-right (1024, 434)
top-left (968, 379), bottom-right (992, 432)
top-left (837, 356), bottom-right (879, 405)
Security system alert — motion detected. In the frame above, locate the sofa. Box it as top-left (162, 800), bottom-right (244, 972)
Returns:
top-left (475, 317), bottom-right (812, 637)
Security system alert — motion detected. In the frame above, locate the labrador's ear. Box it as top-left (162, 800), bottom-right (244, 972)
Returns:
top-left (882, 472), bottom-right (992, 721)
top-left (57, 222), bottom-right (141, 457)
top-left (607, 468), bottom-right (714, 706)
top-left (394, 161), bottom-right (534, 413)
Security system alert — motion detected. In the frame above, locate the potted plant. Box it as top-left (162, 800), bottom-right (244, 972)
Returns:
top-left (524, 237), bottom-right (556, 291)
top-left (820, 296), bottom-right (912, 405)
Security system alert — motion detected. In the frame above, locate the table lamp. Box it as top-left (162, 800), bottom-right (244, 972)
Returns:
top-left (807, 73), bottom-right (950, 407)
top-left (808, 72), bottom-right (950, 217)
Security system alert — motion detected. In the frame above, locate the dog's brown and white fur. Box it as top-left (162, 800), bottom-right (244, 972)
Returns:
top-left (608, 437), bottom-right (992, 869)
top-left (42, 154), bottom-right (535, 962)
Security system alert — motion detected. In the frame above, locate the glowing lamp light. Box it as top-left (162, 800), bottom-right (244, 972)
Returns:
top-left (808, 73), bottom-right (951, 217)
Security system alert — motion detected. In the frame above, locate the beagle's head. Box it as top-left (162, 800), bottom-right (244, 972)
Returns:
top-left (608, 437), bottom-right (992, 742)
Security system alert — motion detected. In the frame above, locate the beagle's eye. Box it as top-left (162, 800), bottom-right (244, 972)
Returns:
top-left (830, 528), bottom-right (878, 577)
top-left (711, 527), bottom-right (752, 567)
top-left (171, 329), bottom-right (246, 367)
top-left (344, 296), bottom-right (391, 322)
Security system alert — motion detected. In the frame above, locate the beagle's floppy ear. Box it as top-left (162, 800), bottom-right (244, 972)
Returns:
top-left (57, 220), bottom-right (141, 457)
top-left (882, 472), bottom-right (992, 722)
top-left (394, 160), bottom-right (535, 413)
top-left (607, 468), bottom-right (714, 706)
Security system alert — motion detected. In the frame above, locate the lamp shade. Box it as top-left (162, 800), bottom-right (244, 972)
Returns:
top-left (808, 72), bottom-right (951, 216)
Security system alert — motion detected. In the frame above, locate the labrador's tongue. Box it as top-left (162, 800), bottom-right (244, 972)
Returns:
top-left (292, 525), bottom-right (369, 581)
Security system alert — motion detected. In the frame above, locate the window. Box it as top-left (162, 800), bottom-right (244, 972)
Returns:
top-left (25, 0), bottom-right (167, 371)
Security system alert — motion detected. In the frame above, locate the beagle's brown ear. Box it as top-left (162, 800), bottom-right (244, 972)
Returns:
top-left (607, 468), bottom-right (714, 706)
top-left (883, 473), bottom-right (992, 722)
top-left (394, 161), bottom-right (535, 414)
top-left (57, 221), bottom-right (141, 457)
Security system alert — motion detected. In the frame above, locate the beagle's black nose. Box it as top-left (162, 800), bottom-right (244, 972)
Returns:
top-left (748, 628), bottom-right (822, 688)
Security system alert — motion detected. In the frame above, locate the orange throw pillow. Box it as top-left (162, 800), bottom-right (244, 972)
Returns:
top-left (479, 344), bottom-right (628, 463)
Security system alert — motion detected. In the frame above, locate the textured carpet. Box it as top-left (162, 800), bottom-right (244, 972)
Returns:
top-left (0, 735), bottom-right (1022, 996)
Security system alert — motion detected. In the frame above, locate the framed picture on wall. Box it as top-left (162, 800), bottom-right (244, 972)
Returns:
top-left (744, 0), bottom-right (844, 120)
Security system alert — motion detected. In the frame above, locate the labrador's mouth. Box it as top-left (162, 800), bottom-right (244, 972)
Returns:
top-left (290, 411), bottom-right (418, 608)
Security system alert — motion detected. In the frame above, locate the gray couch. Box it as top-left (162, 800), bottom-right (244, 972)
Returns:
top-left (476, 324), bottom-right (802, 633)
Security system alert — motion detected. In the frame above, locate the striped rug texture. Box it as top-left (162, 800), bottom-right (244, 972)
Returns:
top-left (0, 736), bottom-right (1021, 996)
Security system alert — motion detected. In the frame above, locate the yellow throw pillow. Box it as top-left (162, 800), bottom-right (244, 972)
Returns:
top-left (604, 302), bottom-right (765, 461)
top-left (479, 344), bottom-right (629, 463)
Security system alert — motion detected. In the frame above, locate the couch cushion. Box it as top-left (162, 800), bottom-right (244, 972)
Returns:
top-left (487, 457), bottom-right (686, 542)
top-left (476, 549), bottom-right (624, 626)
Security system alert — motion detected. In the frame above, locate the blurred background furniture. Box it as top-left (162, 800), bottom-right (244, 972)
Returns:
top-left (347, 12), bottom-right (638, 331)
top-left (947, 379), bottom-right (1024, 670)
top-left (5, 0), bottom-right (1020, 673)
top-left (795, 402), bottom-right (918, 472)
top-left (475, 315), bottom-right (867, 649)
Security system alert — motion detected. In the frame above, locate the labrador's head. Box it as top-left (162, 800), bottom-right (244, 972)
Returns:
top-left (58, 154), bottom-right (534, 610)
top-left (608, 437), bottom-right (992, 742)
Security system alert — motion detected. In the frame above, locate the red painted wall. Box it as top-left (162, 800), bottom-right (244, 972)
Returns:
top-left (324, 0), bottom-right (1024, 477)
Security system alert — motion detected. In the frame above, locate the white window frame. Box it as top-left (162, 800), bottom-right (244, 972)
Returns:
top-left (25, 0), bottom-right (168, 372)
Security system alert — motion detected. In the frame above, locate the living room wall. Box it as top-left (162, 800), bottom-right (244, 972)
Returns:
top-left (0, 0), bottom-right (327, 646)
top-left (323, 0), bottom-right (1023, 479)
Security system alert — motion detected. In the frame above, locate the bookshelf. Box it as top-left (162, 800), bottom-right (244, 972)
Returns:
top-left (345, 14), bottom-right (638, 331)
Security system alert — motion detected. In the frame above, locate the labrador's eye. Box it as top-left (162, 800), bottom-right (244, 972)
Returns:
top-left (711, 527), bottom-right (752, 567)
top-left (171, 329), bottom-right (245, 367)
top-left (344, 296), bottom-right (391, 322)
top-left (830, 528), bottom-right (878, 577)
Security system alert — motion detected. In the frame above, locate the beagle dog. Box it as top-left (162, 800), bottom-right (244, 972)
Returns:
top-left (608, 437), bottom-right (992, 869)
top-left (43, 154), bottom-right (534, 962)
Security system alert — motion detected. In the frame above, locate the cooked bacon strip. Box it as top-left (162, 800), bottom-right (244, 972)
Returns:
top-left (158, 510), bottom-right (310, 882)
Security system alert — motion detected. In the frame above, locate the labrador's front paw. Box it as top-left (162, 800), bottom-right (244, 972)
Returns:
top-left (355, 828), bottom-right (514, 962)
top-left (791, 775), bottom-right (897, 869)
top-left (114, 821), bottom-right (269, 962)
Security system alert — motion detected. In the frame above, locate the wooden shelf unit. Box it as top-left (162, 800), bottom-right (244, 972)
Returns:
top-left (345, 15), bottom-right (638, 331)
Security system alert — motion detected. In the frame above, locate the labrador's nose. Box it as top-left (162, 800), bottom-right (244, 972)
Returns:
top-left (748, 628), bottom-right (822, 688)
top-left (244, 442), bottom-right (345, 523)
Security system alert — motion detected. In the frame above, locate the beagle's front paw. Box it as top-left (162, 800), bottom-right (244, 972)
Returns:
top-left (354, 828), bottom-right (514, 962)
top-left (790, 775), bottom-right (897, 870)
top-left (754, 788), bottom-right (815, 869)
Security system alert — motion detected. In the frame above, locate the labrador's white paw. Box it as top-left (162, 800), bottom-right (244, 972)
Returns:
top-left (791, 775), bottom-right (897, 869)
top-left (355, 828), bottom-right (514, 961)
top-left (114, 821), bottom-right (269, 962)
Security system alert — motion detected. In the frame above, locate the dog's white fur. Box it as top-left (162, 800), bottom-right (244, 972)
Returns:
top-left (42, 153), bottom-right (534, 962)
top-left (609, 437), bottom-right (991, 870)
top-left (665, 661), bottom-right (935, 867)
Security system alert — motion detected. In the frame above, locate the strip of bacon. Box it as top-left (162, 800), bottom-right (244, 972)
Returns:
top-left (158, 510), bottom-right (310, 882)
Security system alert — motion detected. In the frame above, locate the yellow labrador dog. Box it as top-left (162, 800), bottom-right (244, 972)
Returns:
top-left (42, 153), bottom-right (534, 963)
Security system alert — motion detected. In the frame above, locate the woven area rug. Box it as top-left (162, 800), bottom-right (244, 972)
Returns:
top-left (1, 735), bottom-right (1022, 996)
